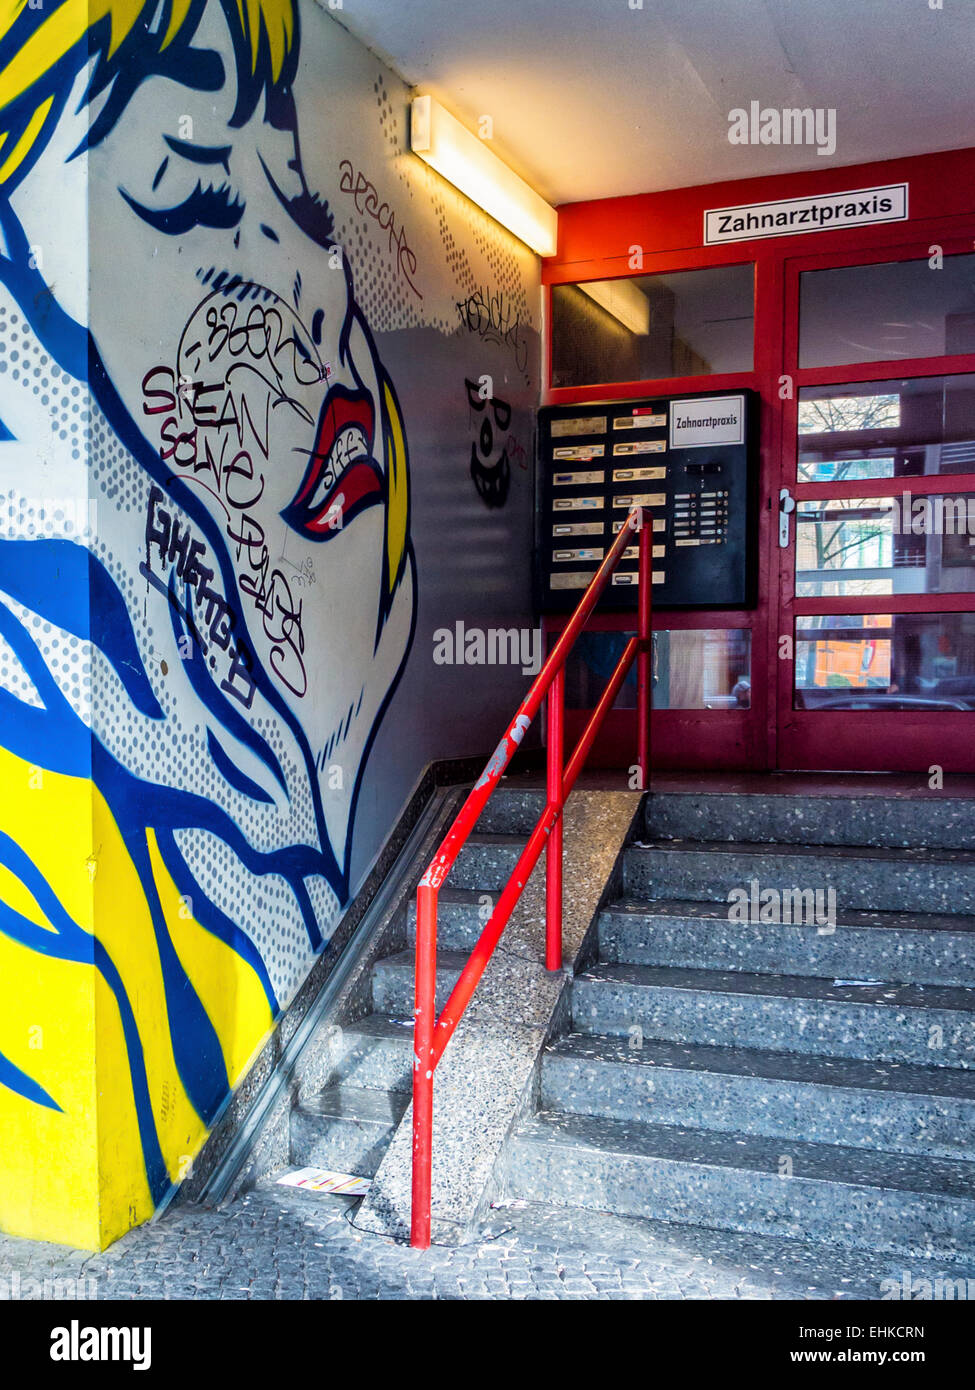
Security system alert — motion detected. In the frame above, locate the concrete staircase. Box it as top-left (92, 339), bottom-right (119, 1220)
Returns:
top-left (501, 786), bottom-right (975, 1262)
top-left (268, 779), bottom-right (975, 1265)
top-left (287, 1022), bottom-right (412, 1177)
top-left (282, 838), bottom-right (526, 1182)
top-left (280, 787), bottom-right (643, 1213)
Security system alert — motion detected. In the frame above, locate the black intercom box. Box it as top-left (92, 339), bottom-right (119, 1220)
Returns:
top-left (536, 389), bottom-right (759, 611)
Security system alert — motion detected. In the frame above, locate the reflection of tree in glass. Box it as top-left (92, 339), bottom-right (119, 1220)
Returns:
top-left (798, 393), bottom-right (902, 580)
top-left (798, 455), bottom-right (896, 483)
top-left (810, 500), bottom-right (890, 576)
top-left (797, 393), bottom-right (901, 434)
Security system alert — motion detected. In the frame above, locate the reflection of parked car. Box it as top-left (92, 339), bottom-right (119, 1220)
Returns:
top-left (932, 677), bottom-right (975, 708)
top-left (797, 691), bottom-right (971, 711)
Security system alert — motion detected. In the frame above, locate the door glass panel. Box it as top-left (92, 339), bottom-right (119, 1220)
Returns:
top-left (562, 629), bottom-right (751, 709)
top-left (798, 254), bottom-right (975, 367)
top-left (796, 495), bottom-right (975, 596)
top-left (551, 264), bottom-right (754, 388)
top-left (795, 612), bottom-right (975, 709)
top-left (797, 375), bottom-right (975, 481)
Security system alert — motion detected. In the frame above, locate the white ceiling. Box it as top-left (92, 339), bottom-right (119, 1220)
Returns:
top-left (327, 0), bottom-right (975, 207)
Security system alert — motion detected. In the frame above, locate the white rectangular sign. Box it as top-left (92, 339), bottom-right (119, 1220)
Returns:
top-left (704, 183), bottom-right (908, 245)
top-left (670, 395), bottom-right (745, 449)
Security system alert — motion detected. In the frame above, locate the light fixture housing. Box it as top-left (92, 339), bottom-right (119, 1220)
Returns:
top-left (577, 278), bottom-right (650, 335)
top-left (411, 95), bottom-right (558, 257)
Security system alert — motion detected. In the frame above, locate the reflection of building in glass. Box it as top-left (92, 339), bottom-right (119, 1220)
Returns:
top-left (796, 613), bottom-right (975, 709)
top-left (551, 265), bottom-right (754, 389)
top-left (799, 256), bottom-right (975, 368)
top-left (796, 495), bottom-right (975, 598)
top-left (562, 629), bottom-right (751, 710)
top-left (799, 457), bottom-right (897, 483)
top-left (654, 630), bottom-right (752, 709)
top-left (797, 614), bottom-right (892, 690)
top-left (797, 374), bottom-right (975, 483)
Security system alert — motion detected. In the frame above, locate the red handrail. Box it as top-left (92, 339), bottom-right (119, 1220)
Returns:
top-left (410, 507), bottom-right (653, 1248)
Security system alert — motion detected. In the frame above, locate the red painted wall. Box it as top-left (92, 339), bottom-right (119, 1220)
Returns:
top-left (546, 146), bottom-right (975, 283)
top-left (540, 146), bottom-right (975, 772)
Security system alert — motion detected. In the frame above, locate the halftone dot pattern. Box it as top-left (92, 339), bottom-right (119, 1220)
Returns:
top-left (336, 73), bottom-right (537, 337)
top-left (84, 406), bottom-right (351, 1004)
top-left (2, 490), bottom-right (96, 542)
top-left (0, 302), bottom-right (89, 463)
top-left (83, 390), bottom-right (322, 859)
top-left (0, 590), bottom-right (92, 723)
top-left (0, 54), bottom-right (540, 1029)
top-left (0, 302), bottom-right (348, 1006)
top-left (304, 873), bottom-right (341, 944)
top-left (0, 625), bottom-right (44, 709)
top-left (430, 174), bottom-right (534, 330)
top-left (173, 826), bottom-right (325, 1006)
top-left (89, 406), bottom-right (150, 520)
top-left (88, 624), bottom-right (321, 861)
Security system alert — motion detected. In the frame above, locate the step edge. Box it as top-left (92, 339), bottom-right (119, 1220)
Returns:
top-left (512, 1111), bottom-right (975, 1197)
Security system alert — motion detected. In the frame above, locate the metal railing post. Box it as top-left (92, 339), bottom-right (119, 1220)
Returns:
top-left (408, 506), bottom-right (652, 1248)
top-left (637, 511), bottom-right (653, 789)
top-left (545, 667), bottom-right (564, 971)
top-left (410, 879), bottom-right (437, 1249)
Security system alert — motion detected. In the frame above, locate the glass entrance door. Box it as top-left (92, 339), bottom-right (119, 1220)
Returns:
top-left (775, 239), bottom-right (975, 771)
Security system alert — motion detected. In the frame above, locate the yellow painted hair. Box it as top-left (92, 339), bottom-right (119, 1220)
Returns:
top-left (0, 0), bottom-right (296, 187)
top-left (382, 377), bottom-right (411, 609)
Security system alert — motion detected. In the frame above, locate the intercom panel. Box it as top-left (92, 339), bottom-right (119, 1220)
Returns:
top-left (537, 390), bottom-right (758, 611)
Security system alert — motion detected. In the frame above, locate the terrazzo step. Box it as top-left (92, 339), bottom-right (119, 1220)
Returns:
top-left (541, 1033), bottom-right (975, 1160)
top-left (290, 1084), bottom-right (409, 1175)
top-left (599, 898), bottom-right (975, 988)
top-left (476, 787), bottom-right (547, 836)
top-left (505, 1110), bottom-right (975, 1259)
top-left (406, 888), bottom-right (494, 952)
top-left (330, 1015), bottom-right (414, 1093)
top-left (450, 834), bottom-right (526, 891)
top-left (370, 948), bottom-right (466, 1016)
top-left (645, 790), bottom-right (975, 851)
top-left (624, 840), bottom-right (975, 915)
top-left (572, 963), bottom-right (975, 1069)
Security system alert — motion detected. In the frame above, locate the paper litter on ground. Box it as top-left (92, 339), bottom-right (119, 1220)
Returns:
top-left (276, 1167), bottom-right (372, 1195)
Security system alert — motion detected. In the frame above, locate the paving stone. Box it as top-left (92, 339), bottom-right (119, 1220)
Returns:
top-left (5, 1188), bottom-right (973, 1301)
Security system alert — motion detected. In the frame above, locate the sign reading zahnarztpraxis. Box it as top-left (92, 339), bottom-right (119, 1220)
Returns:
top-left (670, 395), bottom-right (745, 449)
top-left (704, 183), bottom-right (908, 245)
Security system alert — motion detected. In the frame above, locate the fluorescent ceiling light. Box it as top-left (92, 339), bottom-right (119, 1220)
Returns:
top-left (411, 95), bottom-right (558, 257)
top-left (577, 279), bottom-right (650, 335)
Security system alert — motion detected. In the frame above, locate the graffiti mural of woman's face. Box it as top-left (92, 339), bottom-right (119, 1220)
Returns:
top-left (19, 1), bottom-right (416, 911)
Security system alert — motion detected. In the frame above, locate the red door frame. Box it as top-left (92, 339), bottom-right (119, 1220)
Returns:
top-left (776, 231), bottom-right (975, 772)
top-left (542, 147), bottom-right (975, 771)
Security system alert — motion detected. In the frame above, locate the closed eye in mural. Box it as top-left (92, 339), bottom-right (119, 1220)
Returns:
top-left (0, 0), bottom-right (416, 1241)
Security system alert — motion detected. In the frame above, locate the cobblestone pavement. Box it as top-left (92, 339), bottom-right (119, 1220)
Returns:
top-left (4, 1183), bottom-right (975, 1300)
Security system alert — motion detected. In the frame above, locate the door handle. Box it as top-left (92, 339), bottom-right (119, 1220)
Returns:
top-left (778, 486), bottom-right (796, 549)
